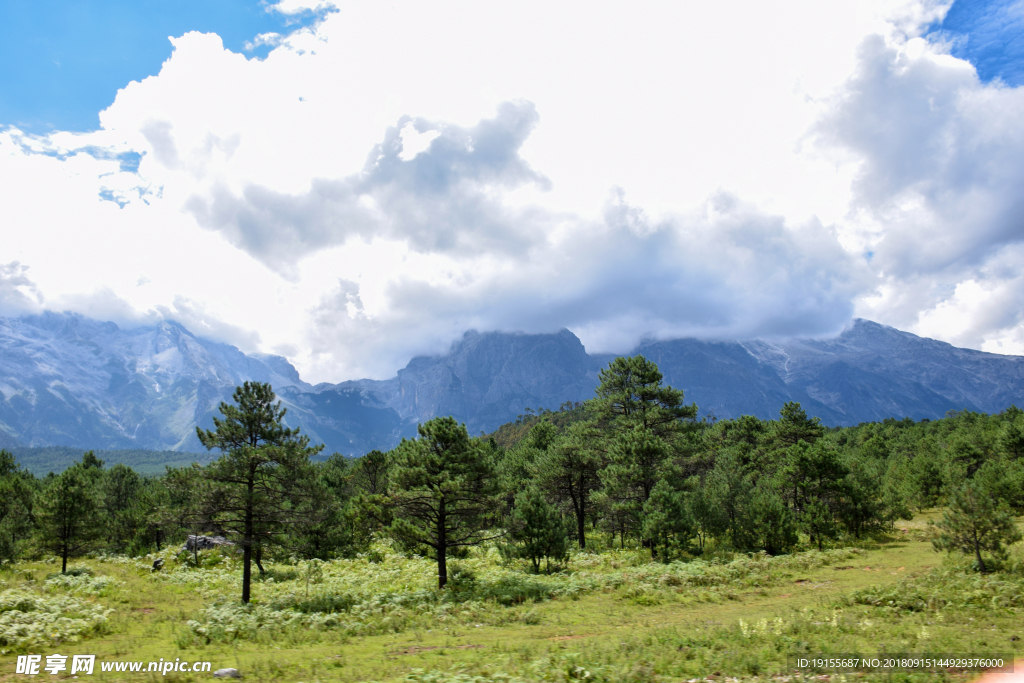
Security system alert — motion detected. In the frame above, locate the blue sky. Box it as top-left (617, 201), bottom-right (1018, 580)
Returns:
top-left (935, 0), bottom-right (1024, 85)
top-left (0, 0), bottom-right (328, 133)
top-left (2, 0), bottom-right (1024, 381)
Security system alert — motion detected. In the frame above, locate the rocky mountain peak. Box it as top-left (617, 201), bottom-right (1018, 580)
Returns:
top-left (3, 313), bottom-right (1024, 456)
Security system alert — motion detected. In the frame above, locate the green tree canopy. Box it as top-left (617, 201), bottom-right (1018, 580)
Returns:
top-left (35, 459), bottom-right (103, 572)
top-left (933, 477), bottom-right (1022, 572)
top-left (197, 381), bottom-right (323, 603)
top-left (387, 416), bottom-right (500, 588)
top-left (591, 355), bottom-right (697, 440)
top-left (506, 486), bottom-right (568, 573)
top-left (535, 421), bottom-right (602, 549)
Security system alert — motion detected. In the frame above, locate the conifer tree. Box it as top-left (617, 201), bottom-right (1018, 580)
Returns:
top-left (507, 487), bottom-right (569, 573)
top-left (642, 480), bottom-right (694, 561)
top-left (590, 355), bottom-right (696, 556)
top-left (932, 478), bottom-right (1022, 572)
top-left (773, 402), bottom-right (824, 447)
top-left (354, 449), bottom-right (390, 495)
top-left (36, 461), bottom-right (103, 573)
top-left (591, 355), bottom-right (697, 440)
top-left (535, 421), bottom-right (602, 549)
top-left (104, 463), bottom-right (147, 554)
top-left (0, 450), bottom-right (34, 562)
top-left (387, 417), bottom-right (500, 588)
top-left (197, 382), bottom-right (323, 604)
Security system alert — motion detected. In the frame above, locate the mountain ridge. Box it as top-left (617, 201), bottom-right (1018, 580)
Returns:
top-left (2, 313), bottom-right (1023, 456)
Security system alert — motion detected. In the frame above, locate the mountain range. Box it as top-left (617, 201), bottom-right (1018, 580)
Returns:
top-left (2, 312), bottom-right (1023, 457)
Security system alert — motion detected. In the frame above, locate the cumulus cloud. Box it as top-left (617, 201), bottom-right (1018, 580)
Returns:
top-left (184, 101), bottom-right (551, 277)
top-left (813, 30), bottom-right (1024, 346)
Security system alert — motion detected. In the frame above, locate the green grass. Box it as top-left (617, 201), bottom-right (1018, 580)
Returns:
top-left (1, 516), bottom-right (1021, 682)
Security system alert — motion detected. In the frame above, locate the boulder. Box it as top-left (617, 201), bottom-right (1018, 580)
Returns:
top-left (183, 535), bottom-right (235, 552)
top-left (213, 668), bottom-right (241, 678)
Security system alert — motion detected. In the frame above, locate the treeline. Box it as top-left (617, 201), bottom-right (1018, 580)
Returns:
top-left (2, 356), bottom-right (1023, 600)
top-left (7, 446), bottom-right (214, 477)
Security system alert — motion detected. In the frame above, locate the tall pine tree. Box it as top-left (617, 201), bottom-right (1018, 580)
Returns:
top-left (197, 382), bottom-right (323, 604)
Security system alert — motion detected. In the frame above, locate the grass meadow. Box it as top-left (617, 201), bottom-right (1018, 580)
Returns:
top-left (1, 513), bottom-right (1022, 683)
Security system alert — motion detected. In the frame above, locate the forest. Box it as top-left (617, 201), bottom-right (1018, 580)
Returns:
top-left (1, 354), bottom-right (1022, 682)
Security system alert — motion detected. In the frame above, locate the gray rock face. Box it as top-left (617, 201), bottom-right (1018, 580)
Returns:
top-left (0, 312), bottom-right (308, 451)
top-left (3, 313), bottom-right (1024, 459)
top-left (265, 328), bottom-right (608, 455)
top-left (303, 320), bottom-right (1024, 451)
top-left (637, 320), bottom-right (1024, 423)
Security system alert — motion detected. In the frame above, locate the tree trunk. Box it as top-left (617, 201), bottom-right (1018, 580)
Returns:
top-left (242, 474), bottom-right (255, 604)
top-left (437, 497), bottom-right (447, 589)
top-left (569, 486), bottom-right (586, 549)
top-left (973, 527), bottom-right (986, 573)
top-left (62, 546), bottom-right (68, 574)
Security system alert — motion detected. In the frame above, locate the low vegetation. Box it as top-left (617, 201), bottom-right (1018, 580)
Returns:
top-left (0, 528), bottom-right (1020, 681)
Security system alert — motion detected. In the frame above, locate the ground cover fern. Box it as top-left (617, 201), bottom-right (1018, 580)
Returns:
top-left (844, 564), bottom-right (1024, 612)
top-left (177, 544), bottom-right (865, 644)
top-left (44, 572), bottom-right (121, 596)
top-left (0, 589), bottom-right (112, 652)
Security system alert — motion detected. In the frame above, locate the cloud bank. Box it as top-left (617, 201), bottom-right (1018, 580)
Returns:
top-left (814, 32), bottom-right (1024, 350)
top-left (2, 0), bottom-right (1024, 381)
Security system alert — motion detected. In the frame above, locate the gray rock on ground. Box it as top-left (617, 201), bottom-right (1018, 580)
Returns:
top-left (213, 668), bottom-right (241, 678)
top-left (184, 535), bottom-right (235, 552)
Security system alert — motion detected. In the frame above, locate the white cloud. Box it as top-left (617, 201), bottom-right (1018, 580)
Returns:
top-left (4, 0), bottom-right (1024, 384)
top-left (183, 101), bottom-right (552, 278)
top-left (813, 30), bottom-right (1024, 349)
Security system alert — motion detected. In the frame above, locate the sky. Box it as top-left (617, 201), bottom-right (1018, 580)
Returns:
top-left (1, 0), bottom-right (1023, 383)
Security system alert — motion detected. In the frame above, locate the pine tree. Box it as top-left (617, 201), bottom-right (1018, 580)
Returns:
top-left (590, 355), bottom-right (697, 557)
top-left (642, 480), bottom-right (693, 561)
top-left (932, 478), bottom-right (1022, 572)
top-left (387, 417), bottom-right (500, 588)
top-left (685, 477), bottom-right (726, 552)
top-left (354, 449), bottom-right (390, 495)
top-left (104, 463), bottom-right (148, 554)
top-left (0, 450), bottom-right (34, 562)
top-left (773, 402), bottom-right (824, 447)
top-left (535, 421), bottom-right (602, 549)
top-left (591, 355), bottom-right (697, 440)
top-left (749, 485), bottom-right (798, 555)
top-left (197, 382), bottom-right (323, 604)
top-left (507, 487), bottom-right (569, 573)
top-left (35, 462), bottom-right (103, 573)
